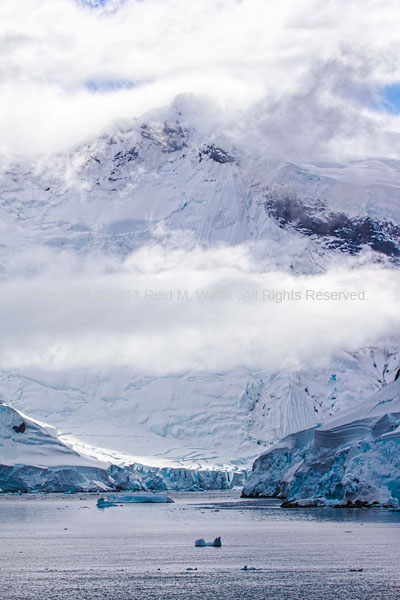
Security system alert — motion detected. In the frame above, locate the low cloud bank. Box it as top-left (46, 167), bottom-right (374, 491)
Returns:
top-left (1, 243), bottom-right (399, 374)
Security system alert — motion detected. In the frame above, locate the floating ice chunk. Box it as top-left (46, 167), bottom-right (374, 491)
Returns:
top-left (106, 494), bottom-right (174, 504)
top-left (195, 537), bottom-right (221, 547)
top-left (97, 497), bottom-right (119, 508)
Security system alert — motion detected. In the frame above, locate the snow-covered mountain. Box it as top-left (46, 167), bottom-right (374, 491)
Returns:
top-left (0, 94), bottom-right (399, 491)
top-left (1, 94), bottom-right (400, 274)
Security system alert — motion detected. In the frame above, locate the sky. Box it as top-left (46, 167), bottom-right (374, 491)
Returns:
top-left (1, 0), bottom-right (400, 154)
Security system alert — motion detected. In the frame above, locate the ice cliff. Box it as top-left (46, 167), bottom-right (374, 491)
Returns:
top-left (243, 378), bottom-right (400, 507)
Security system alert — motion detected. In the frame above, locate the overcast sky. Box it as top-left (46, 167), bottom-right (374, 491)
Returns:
top-left (1, 0), bottom-right (400, 154)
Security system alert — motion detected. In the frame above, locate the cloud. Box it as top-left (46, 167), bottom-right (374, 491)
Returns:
top-left (1, 0), bottom-right (400, 153)
top-left (241, 53), bottom-right (400, 161)
top-left (0, 242), bottom-right (398, 375)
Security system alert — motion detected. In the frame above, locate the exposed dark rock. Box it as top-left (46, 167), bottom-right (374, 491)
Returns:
top-left (338, 499), bottom-right (380, 508)
top-left (280, 500), bottom-right (299, 508)
top-left (12, 422), bottom-right (26, 434)
top-left (199, 145), bottom-right (236, 164)
top-left (264, 192), bottom-right (400, 257)
top-left (113, 148), bottom-right (139, 167)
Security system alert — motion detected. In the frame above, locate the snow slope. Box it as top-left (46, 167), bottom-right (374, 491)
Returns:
top-left (0, 398), bottom-right (244, 492)
top-left (243, 376), bottom-right (400, 507)
top-left (0, 398), bottom-right (96, 468)
top-left (0, 347), bottom-right (398, 475)
top-left (0, 399), bottom-right (113, 492)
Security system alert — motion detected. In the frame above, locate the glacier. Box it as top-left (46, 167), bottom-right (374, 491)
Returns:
top-left (1, 348), bottom-right (398, 476)
top-left (243, 377), bottom-right (400, 507)
top-left (0, 399), bottom-right (245, 493)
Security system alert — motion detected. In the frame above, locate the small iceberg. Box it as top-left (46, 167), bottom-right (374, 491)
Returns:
top-left (97, 498), bottom-right (120, 508)
top-left (107, 494), bottom-right (174, 504)
top-left (195, 537), bottom-right (222, 547)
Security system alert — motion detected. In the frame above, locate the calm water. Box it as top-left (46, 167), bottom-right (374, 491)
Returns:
top-left (0, 491), bottom-right (400, 599)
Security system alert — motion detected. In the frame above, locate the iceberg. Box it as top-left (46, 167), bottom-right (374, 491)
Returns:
top-left (195, 537), bottom-right (222, 547)
top-left (106, 494), bottom-right (174, 504)
top-left (97, 497), bottom-right (119, 508)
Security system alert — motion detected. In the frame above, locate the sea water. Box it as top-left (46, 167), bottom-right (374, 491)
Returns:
top-left (0, 491), bottom-right (399, 599)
